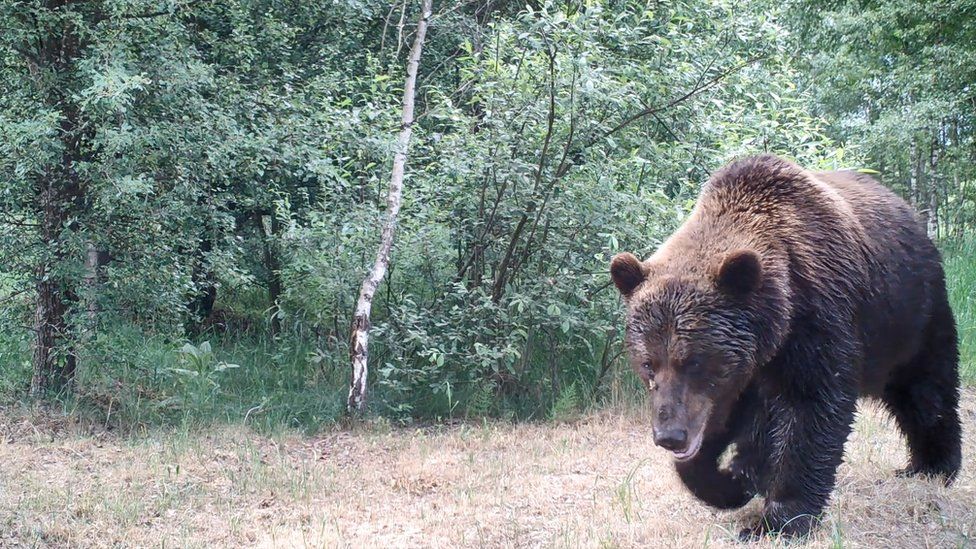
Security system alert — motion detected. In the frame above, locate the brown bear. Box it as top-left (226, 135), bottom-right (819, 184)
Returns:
top-left (610, 154), bottom-right (961, 538)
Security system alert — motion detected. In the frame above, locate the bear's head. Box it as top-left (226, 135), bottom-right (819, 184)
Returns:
top-left (610, 248), bottom-right (787, 461)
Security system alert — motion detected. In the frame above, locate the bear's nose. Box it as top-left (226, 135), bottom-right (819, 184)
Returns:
top-left (653, 428), bottom-right (688, 451)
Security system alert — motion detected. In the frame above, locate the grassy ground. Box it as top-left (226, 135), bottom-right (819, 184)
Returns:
top-left (2, 391), bottom-right (975, 548)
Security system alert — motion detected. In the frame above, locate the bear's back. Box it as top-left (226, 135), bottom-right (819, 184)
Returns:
top-left (695, 157), bottom-right (945, 388)
top-left (812, 169), bottom-right (945, 389)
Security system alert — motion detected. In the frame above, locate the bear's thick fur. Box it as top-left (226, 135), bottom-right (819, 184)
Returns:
top-left (610, 155), bottom-right (961, 537)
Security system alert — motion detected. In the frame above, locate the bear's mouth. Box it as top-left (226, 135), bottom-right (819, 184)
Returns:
top-left (670, 412), bottom-right (710, 462)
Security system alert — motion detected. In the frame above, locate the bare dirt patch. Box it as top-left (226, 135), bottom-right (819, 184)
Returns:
top-left (2, 391), bottom-right (975, 548)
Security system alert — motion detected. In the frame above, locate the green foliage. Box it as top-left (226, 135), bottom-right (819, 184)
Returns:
top-left (59, 327), bottom-right (345, 432)
top-left (943, 238), bottom-right (976, 383)
top-left (165, 341), bottom-right (240, 411)
top-left (550, 382), bottom-right (581, 422)
top-left (788, 0), bottom-right (976, 236)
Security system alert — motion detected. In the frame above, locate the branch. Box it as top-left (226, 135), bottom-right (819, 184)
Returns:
top-left (491, 43), bottom-right (557, 303)
top-left (601, 55), bottom-right (767, 141)
top-left (114, 0), bottom-right (205, 21)
top-left (591, 329), bottom-right (621, 399)
top-left (11, 44), bottom-right (41, 68)
top-left (0, 287), bottom-right (31, 306)
top-left (0, 212), bottom-right (39, 228)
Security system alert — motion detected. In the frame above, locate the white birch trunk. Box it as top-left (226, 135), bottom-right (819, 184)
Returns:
top-left (909, 139), bottom-right (919, 207)
top-left (348, 0), bottom-right (432, 414)
top-left (927, 132), bottom-right (940, 239)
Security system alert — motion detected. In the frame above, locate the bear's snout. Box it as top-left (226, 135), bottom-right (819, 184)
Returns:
top-left (653, 427), bottom-right (688, 451)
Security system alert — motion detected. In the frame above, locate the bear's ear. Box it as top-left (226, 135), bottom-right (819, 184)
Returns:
top-left (610, 252), bottom-right (648, 297)
top-left (715, 249), bottom-right (763, 295)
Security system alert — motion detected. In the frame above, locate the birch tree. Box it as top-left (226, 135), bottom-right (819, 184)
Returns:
top-left (347, 0), bottom-right (432, 414)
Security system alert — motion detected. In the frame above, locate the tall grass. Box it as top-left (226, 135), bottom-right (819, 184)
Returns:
top-left (943, 238), bottom-right (976, 382)
top-left (0, 321), bottom-right (348, 433)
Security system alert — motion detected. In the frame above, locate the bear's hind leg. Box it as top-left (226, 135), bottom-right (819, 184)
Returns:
top-left (883, 299), bottom-right (962, 485)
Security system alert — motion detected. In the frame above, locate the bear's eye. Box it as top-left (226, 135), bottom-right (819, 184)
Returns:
top-left (641, 362), bottom-right (657, 390)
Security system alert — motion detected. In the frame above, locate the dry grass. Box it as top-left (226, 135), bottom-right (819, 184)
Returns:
top-left (2, 392), bottom-right (975, 548)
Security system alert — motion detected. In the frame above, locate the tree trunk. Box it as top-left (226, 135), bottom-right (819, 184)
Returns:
top-left (31, 163), bottom-right (82, 397)
top-left (260, 212), bottom-right (283, 337)
top-left (31, 260), bottom-right (76, 396)
top-left (347, 0), bottom-right (432, 414)
top-left (84, 243), bottom-right (109, 324)
top-left (186, 234), bottom-right (217, 335)
top-left (927, 132), bottom-right (940, 239)
top-left (28, 8), bottom-right (86, 396)
top-left (909, 138), bottom-right (920, 208)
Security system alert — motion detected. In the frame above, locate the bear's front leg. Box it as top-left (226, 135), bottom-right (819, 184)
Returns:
top-left (676, 384), bottom-right (765, 509)
top-left (675, 435), bottom-right (754, 509)
top-left (742, 340), bottom-right (859, 539)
